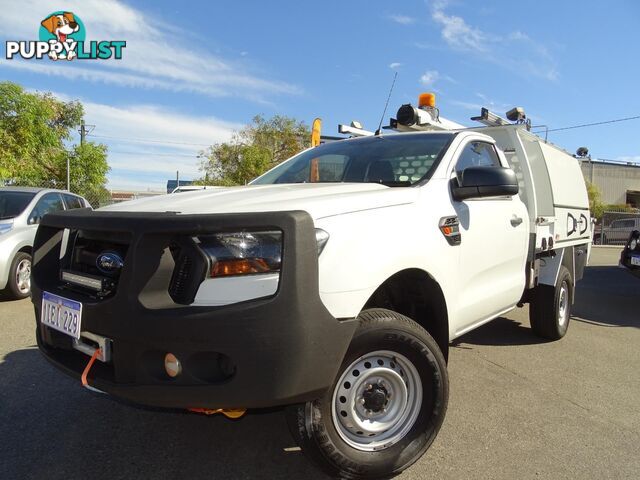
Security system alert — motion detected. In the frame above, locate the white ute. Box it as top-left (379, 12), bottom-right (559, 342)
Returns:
top-left (34, 93), bottom-right (591, 479)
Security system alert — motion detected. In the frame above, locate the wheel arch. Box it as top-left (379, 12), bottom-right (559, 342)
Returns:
top-left (362, 268), bottom-right (449, 361)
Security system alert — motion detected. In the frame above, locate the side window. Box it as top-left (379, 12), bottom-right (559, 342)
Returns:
top-left (455, 141), bottom-right (501, 175)
top-left (63, 194), bottom-right (83, 209)
top-left (29, 193), bottom-right (64, 224)
top-left (316, 155), bottom-right (348, 182)
top-left (278, 155), bottom-right (348, 183)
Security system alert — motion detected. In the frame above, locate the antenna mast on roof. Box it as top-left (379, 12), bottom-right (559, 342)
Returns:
top-left (375, 72), bottom-right (398, 136)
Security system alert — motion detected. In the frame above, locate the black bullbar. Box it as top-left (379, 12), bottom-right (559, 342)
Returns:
top-left (31, 209), bottom-right (357, 409)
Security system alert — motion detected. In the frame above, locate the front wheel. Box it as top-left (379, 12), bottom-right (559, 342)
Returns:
top-left (287, 309), bottom-right (448, 479)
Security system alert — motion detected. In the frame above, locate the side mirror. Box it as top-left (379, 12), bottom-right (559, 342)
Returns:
top-left (451, 166), bottom-right (519, 201)
top-left (28, 214), bottom-right (41, 225)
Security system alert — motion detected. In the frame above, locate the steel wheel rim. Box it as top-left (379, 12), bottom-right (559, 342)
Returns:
top-left (558, 282), bottom-right (569, 327)
top-left (15, 258), bottom-right (31, 294)
top-left (331, 350), bottom-right (422, 451)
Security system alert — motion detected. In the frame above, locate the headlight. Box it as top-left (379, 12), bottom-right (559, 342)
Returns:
top-left (630, 237), bottom-right (638, 251)
top-left (197, 231), bottom-right (282, 278)
top-left (0, 221), bottom-right (13, 235)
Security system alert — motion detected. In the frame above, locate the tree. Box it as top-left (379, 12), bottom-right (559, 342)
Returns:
top-left (67, 143), bottom-right (112, 205)
top-left (0, 81), bottom-right (109, 204)
top-left (199, 114), bottom-right (310, 185)
top-left (585, 181), bottom-right (604, 220)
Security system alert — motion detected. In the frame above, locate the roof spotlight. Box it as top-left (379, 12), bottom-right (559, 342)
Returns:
top-left (576, 147), bottom-right (589, 158)
top-left (506, 107), bottom-right (526, 123)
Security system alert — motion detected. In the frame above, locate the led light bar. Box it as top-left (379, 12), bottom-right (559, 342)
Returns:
top-left (61, 270), bottom-right (104, 291)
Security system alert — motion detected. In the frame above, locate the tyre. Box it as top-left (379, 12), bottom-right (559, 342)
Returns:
top-left (529, 265), bottom-right (572, 340)
top-left (6, 252), bottom-right (32, 299)
top-left (287, 308), bottom-right (448, 479)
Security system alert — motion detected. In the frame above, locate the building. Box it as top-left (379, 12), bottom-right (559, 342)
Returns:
top-left (109, 190), bottom-right (164, 203)
top-left (580, 159), bottom-right (640, 207)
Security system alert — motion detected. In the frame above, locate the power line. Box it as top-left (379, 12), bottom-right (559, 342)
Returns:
top-left (109, 150), bottom-right (202, 158)
top-left (87, 113), bottom-right (640, 148)
top-left (88, 133), bottom-right (211, 147)
top-left (532, 114), bottom-right (640, 133)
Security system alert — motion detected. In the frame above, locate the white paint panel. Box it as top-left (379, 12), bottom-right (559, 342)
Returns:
top-left (540, 142), bottom-right (589, 209)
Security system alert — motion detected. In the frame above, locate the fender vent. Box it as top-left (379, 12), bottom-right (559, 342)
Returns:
top-left (168, 238), bottom-right (208, 305)
top-left (169, 254), bottom-right (192, 302)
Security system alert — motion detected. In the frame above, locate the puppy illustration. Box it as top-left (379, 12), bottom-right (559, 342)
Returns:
top-left (40, 12), bottom-right (79, 60)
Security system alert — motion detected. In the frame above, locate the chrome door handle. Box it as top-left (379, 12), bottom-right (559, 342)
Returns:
top-left (511, 216), bottom-right (523, 227)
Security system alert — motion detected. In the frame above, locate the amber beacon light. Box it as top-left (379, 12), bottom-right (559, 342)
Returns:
top-left (418, 92), bottom-right (436, 108)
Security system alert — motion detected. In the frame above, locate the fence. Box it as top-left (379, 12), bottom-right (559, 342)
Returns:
top-left (595, 209), bottom-right (640, 246)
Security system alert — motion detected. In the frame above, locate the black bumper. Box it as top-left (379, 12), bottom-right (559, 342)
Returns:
top-left (32, 209), bottom-right (356, 409)
top-left (620, 230), bottom-right (640, 279)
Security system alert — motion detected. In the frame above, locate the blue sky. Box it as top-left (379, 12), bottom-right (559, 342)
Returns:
top-left (2, 0), bottom-right (640, 191)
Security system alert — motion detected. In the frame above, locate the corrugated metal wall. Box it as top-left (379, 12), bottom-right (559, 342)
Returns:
top-left (580, 161), bottom-right (640, 205)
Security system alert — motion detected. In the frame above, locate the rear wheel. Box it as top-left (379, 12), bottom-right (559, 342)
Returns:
top-left (529, 266), bottom-right (572, 340)
top-left (287, 308), bottom-right (448, 479)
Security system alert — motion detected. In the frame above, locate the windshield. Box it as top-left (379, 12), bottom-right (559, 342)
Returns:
top-left (251, 133), bottom-right (453, 186)
top-left (0, 191), bottom-right (36, 220)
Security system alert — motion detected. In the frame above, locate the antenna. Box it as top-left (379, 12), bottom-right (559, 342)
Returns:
top-left (376, 72), bottom-right (398, 135)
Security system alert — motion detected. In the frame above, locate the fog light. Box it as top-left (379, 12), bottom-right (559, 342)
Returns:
top-left (164, 353), bottom-right (182, 378)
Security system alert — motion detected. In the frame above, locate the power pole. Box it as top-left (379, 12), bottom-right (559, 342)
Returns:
top-left (71, 120), bottom-right (95, 191)
top-left (66, 155), bottom-right (70, 191)
top-left (79, 119), bottom-right (87, 145)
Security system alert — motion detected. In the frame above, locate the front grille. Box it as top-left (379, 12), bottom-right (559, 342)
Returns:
top-left (60, 229), bottom-right (131, 298)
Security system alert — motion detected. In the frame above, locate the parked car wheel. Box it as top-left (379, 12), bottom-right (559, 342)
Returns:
top-left (529, 266), bottom-right (572, 340)
top-left (287, 308), bottom-right (448, 479)
top-left (7, 252), bottom-right (32, 299)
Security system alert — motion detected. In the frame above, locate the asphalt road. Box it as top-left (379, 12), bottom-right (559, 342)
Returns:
top-left (1, 247), bottom-right (638, 479)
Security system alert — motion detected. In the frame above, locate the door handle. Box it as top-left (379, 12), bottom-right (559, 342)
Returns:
top-left (510, 216), bottom-right (523, 227)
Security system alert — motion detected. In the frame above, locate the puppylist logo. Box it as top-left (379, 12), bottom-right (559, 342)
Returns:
top-left (6, 11), bottom-right (126, 61)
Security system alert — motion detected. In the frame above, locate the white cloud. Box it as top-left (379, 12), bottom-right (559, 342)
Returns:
top-left (418, 70), bottom-right (456, 91)
top-left (428, 1), bottom-right (559, 81)
top-left (31, 91), bottom-right (244, 190)
top-left (43, 90), bottom-right (242, 150)
top-left (81, 102), bottom-right (241, 150)
top-left (82, 100), bottom-right (242, 188)
top-left (389, 14), bottom-right (416, 25)
top-left (419, 70), bottom-right (440, 87)
top-left (0, 0), bottom-right (301, 99)
top-left (431, 8), bottom-right (489, 52)
top-left (389, 62), bottom-right (402, 69)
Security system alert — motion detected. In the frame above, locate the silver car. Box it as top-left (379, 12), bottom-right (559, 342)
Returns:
top-left (0, 187), bottom-right (90, 299)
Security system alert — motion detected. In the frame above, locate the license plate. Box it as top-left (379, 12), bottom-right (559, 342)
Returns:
top-left (41, 291), bottom-right (82, 339)
top-left (631, 256), bottom-right (640, 267)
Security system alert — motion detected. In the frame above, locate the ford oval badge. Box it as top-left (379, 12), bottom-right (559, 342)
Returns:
top-left (96, 252), bottom-right (124, 275)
